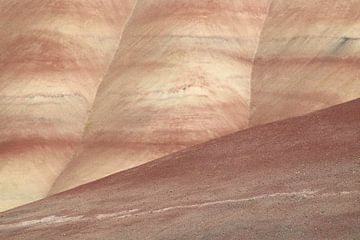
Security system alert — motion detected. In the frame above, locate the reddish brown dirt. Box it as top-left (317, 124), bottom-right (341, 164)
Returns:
top-left (0, 98), bottom-right (359, 240)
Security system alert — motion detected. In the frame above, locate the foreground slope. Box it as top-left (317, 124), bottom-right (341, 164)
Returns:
top-left (0, 0), bottom-right (136, 211)
top-left (50, 0), bottom-right (271, 193)
top-left (1, 99), bottom-right (359, 240)
top-left (250, 0), bottom-right (360, 126)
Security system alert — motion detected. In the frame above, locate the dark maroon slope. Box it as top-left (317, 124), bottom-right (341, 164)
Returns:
top-left (1, 99), bottom-right (360, 240)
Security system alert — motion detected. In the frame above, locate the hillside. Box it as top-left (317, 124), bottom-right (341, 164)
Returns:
top-left (1, 99), bottom-right (359, 239)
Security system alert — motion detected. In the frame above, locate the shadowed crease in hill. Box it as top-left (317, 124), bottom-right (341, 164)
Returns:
top-left (1, 98), bottom-right (359, 240)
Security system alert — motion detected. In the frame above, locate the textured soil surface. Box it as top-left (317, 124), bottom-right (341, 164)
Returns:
top-left (1, 99), bottom-right (359, 240)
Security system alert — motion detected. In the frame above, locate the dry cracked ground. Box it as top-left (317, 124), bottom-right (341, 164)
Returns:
top-left (0, 0), bottom-right (359, 239)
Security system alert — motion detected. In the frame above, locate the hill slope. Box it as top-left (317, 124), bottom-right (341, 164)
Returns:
top-left (1, 98), bottom-right (359, 239)
top-left (251, 0), bottom-right (360, 125)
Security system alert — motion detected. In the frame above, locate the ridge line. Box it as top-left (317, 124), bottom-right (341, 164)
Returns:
top-left (248, 0), bottom-right (273, 126)
top-left (47, 0), bottom-right (140, 196)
